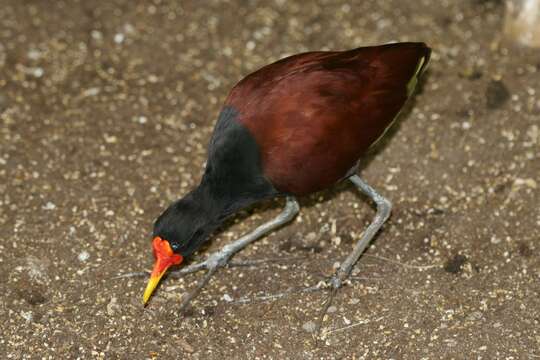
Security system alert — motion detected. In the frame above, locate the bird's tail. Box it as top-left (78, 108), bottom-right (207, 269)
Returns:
top-left (403, 43), bottom-right (431, 96)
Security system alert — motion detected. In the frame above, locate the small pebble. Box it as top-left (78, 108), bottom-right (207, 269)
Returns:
top-left (31, 67), bottom-right (44, 78)
top-left (20, 311), bottom-right (33, 322)
top-left (43, 201), bottom-right (56, 210)
top-left (514, 178), bottom-right (537, 189)
top-left (91, 30), bottom-right (103, 40)
top-left (466, 311), bottom-right (484, 321)
top-left (490, 236), bottom-right (501, 244)
top-left (114, 33), bottom-right (125, 44)
top-left (107, 297), bottom-right (120, 316)
top-left (78, 251), bottom-right (90, 262)
top-left (82, 87), bottom-right (100, 97)
top-left (302, 320), bottom-right (317, 333)
top-left (27, 49), bottom-right (42, 60)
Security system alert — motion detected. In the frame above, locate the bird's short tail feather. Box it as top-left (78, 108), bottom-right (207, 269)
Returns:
top-left (405, 43), bottom-right (431, 96)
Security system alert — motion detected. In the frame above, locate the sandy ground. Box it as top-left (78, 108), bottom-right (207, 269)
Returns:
top-left (1, 0), bottom-right (539, 358)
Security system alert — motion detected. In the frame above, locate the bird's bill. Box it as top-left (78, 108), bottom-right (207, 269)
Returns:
top-left (142, 259), bottom-right (171, 304)
top-left (143, 237), bottom-right (183, 304)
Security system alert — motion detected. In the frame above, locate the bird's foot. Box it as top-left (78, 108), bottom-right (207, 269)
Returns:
top-left (175, 248), bottom-right (235, 312)
top-left (163, 197), bottom-right (300, 312)
top-left (315, 270), bottom-right (352, 336)
top-left (165, 252), bottom-right (307, 311)
top-left (165, 244), bottom-right (236, 278)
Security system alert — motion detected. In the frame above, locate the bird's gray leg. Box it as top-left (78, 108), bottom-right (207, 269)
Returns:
top-left (330, 175), bottom-right (392, 288)
top-left (318, 175), bottom-right (392, 329)
top-left (178, 197), bottom-right (300, 311)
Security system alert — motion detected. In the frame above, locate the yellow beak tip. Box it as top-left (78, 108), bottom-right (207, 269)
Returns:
top-left (142, 270), bottom-right (167, 306)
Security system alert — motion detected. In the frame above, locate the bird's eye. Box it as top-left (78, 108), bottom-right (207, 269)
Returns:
top-left (170, 242), bottom-right (181, 252)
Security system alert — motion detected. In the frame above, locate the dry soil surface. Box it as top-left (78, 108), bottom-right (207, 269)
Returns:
top-left (1, 0), bottom-right (539, 359)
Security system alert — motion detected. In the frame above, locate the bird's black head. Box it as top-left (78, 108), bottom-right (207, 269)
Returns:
top-left (143, 189), bottom-right (220, 304)
top-left (152, 190), bottom-right (217, 258)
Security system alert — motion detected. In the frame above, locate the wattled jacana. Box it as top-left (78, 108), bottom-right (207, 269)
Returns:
top-left (143, 42), bottom-right (431, 311)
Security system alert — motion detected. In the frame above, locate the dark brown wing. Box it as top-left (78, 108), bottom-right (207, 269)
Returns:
top-left (225, 42), bottom-right (431, 195)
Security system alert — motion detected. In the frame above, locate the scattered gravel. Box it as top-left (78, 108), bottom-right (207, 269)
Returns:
top-left (1, 0), bottom-right (538, 358)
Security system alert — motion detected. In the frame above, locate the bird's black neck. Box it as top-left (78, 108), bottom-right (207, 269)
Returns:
top-left (199, 105), bottom-right (281, 216)
top-left (155, 105), bottom-right (280, 257)
top-left (159, 175), bottom-right (270, 258)
top-left (194, 169), bottom-right (274, 223)
top-left (188, 180), bottom-right (234, 224)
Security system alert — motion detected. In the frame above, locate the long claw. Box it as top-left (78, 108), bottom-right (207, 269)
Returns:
top-left (315, 276), bottom-right (341, 336)
top-left (179, 266), bottom-right (219, 312)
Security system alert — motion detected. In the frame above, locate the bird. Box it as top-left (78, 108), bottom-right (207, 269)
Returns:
top-left (143, 42), bottom-right (431, 312)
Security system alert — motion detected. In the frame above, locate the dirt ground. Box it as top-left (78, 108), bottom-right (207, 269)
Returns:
top-left (1, 0), bottom-right (539, 358)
